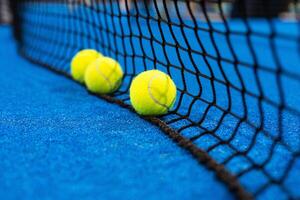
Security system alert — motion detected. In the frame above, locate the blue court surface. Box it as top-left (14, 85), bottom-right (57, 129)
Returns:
top-left (1, 2), bottom-right (300, 200)
top-left (0, 26), bottom-right (233, 200)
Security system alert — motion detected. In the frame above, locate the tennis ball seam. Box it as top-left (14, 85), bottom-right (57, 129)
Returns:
top-left (147, 73), bottom-right (176, 112)
top-left (112, 76), bottom-right (123, 91)
top-left (94, 64), bottom-right (113, 91)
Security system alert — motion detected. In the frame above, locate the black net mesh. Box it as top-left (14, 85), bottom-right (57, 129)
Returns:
top-left (11, 0), bottom-right (300, 199)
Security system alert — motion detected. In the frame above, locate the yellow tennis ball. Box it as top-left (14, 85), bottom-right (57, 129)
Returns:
top-left (130, 70), bottom-right (177, 116)
top-left (71, 49), bottom-right (102, 83)
top-left (84, 57), bottom-right (124, 94)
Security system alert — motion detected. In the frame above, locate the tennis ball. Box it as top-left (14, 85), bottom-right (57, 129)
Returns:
top-left (84, 57), bottom-right (123, 94)
top-left (130, 70), bottom-right (177, 116)
top-left (71, 49), bottom-right (102, 83)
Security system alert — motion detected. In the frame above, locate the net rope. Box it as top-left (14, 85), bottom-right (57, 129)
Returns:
top-left (11, 0), bottom-right (300, 199)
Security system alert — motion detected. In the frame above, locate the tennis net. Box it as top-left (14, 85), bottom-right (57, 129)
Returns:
top-left (11, 0), bottom-right (300, 199)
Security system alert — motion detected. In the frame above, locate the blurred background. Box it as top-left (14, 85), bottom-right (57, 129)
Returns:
top-left (1, 0), bottom-right (300, 24)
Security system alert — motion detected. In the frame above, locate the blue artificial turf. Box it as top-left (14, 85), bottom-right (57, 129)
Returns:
top-left (0, 26), bottom-right (234, 200)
